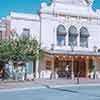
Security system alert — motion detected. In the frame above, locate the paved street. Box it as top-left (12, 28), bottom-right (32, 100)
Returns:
top-left (0, 79), bottom-right (100, 100)
top-left (0, 83), bottom-right (100, 100)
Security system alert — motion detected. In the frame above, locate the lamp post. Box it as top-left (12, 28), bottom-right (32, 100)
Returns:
top-left (70, 43), bottom-right (74, 79)
top-left (51, 43), bottom-right (54, 51)
top-left (50, 43), bottom-right (55, 79)
top-left (93, 56), bottom-right (96, 80)
top-left (71, 56), bottom-right (74, 79)
top-left (93, 45), bottom-right (97, 79)
top-left (93, 46), bottom-right (97, 53)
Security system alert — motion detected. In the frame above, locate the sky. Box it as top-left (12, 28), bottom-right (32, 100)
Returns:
top-left (0, 0), bottom-right (100, 18)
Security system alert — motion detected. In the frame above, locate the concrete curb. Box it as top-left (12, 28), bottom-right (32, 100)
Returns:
top-left (0, 80), bottom-right (33, 83)
top-left (47, 83), bottom-right (100, 88)
top-left (0, 83), bottom-right (100, 92)
top-left (0, 86), bottom-right (46, 92)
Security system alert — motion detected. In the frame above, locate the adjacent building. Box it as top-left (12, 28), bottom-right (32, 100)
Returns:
top-left (7, 0), bottom-right (100, 79)
top-left (0, 19), bottom-right (11, 78)
top-left (0, 19), bottom-right (10, 40)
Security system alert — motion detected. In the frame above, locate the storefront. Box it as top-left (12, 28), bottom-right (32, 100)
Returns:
top-left (39, 50), bottom-right (100, 79)
top-left (54, 55), bottom-right (91, 78)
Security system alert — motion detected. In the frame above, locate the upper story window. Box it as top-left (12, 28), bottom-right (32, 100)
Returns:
top-left (57, 24), bottom-right (66, 46)
top-left (0, 31), bottom-right (2, 40)
top-left (68, 25), bottom-right (78, 46)
top-left (22, 28), bottom-right (30, 38)
top-left (80, 27), bottom-right (89, 48)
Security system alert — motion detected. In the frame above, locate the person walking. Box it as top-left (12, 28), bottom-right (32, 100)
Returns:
top-left (65, 65), bottom-right (70, 79)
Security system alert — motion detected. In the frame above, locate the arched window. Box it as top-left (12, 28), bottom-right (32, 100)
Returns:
top-left (80, 27), bottom-right (89, 48)
top-left (68, 25), bottom-right (78, 46)
top-left (57, 25), bottom-right (66, 46)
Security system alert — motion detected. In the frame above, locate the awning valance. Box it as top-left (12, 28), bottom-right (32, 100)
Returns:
top-left (44, 49), bottom-right (100, 56)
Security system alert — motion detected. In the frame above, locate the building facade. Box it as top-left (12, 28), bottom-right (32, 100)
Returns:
top-left (0, 19), bottom-right (11, 78)
top-left (0, 19), bottom-right (10, 40)
top-left (8, 0), bottom-right (100, 79)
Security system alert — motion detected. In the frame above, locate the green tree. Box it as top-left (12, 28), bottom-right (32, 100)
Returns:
top-left (0, 39), bottom-right (12, 63)
top-left (0, 30), bottom-right (44, 64)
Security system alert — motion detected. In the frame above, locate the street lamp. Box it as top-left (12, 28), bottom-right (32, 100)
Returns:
top-left (93, 45), bottom-right (97, 53)
top-left (71, 56), bottom-right (74, 79)
top-left (93, 45), bottom-right (97, 79)
top-left (70, 42), bottom-right (74, 79)
top-left (93, 56), bottom-right (96, 80)
top-left (51, 43), bottom-right (54, 51)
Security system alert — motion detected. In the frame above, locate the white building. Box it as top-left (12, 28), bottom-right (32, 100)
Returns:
top-left (7, 0), bottom-right (100, 79)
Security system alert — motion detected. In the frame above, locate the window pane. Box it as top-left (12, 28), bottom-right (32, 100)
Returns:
top-left (80, 37), bottom-right (88, 48)
top-left (57, 25), bottom-right (66, 35)
top-left (22, 28), bottom-right (30, 38)
top-left (0, 31), bottom-right (2, 40)
top-left (57, 35), bottom-right (65, 46)
top-left (68, 35), bottom-right (77, 46)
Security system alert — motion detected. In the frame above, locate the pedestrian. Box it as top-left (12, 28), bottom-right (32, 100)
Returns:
top-left (65, 65), bottom-right (70, 79)
top-left (77, 72), bottom-right (80, 84)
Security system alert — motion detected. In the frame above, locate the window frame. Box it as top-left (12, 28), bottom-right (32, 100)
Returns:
top-left (80, 35), bottom-right (88, 48)
top-left (56, 25), bottom-right (66, 46)
top-left (57, 34), bottom-right (66, 46)
top-left (68, 34), bottom-right (77, 46)
top-left (0, 31), bottom-right (2, 40)
top-left (22, 28), bottom-right (30, 38)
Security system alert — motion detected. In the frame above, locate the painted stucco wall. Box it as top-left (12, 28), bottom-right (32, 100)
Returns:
top-left (6, 0), bottom-right (100, 79)
top-left (40, 12), bottom-right (100, 52)
top-left (8, 0), bottom-right (100, 52)
top-left (9, 12), bottom-right (40, 42)
top-left (40, 0), bottom-right (100, 52)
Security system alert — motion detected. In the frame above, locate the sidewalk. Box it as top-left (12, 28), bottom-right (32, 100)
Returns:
top-left (35, 78), bottom-right (100, 87)
top-left (0, 80), bottom-right (43, 89)
top-left (0, 78), bottom-right (100, 90)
